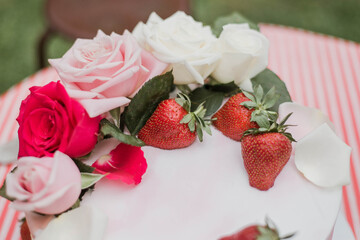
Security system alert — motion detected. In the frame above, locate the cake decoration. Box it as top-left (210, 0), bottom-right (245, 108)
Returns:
top-left (48, 30), bottom-right (168, 118)
top-left (0, 10), bottom-right (352, 239)
top-left (241, 112), bottom-right (295, 191)
top-left (295, 123), bottom-right (351, 188)
top-left (219, 218), bottom-right (295, 240)
top-left (278, 102), bottom-right (335, 140)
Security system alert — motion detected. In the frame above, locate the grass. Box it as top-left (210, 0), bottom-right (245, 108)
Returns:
top-left (0, 0), bottom-right (359, 93)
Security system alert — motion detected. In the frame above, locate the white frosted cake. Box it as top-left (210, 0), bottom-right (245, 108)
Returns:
top-left (0, 11), bottom-right (351, 240)
top-left (81, 128), bottom-right (342, 240)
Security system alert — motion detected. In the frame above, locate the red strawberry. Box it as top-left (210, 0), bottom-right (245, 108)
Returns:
top-left (213, 93), bottom-right (258, 141)
top-left (219, 219), bottom-right (294, 240)
top-left (241, 113), bottom-right (295, 191)
top-left (138, 93), bottom-right (211, 150)
top-left (20, 220), bottom-right (32, 240)
top-left (220, 225), bottom-right (279, 240)
top-left (213, 85), bottom-right (279, 141)
top-left (242, 133), bottom-right (292, 190)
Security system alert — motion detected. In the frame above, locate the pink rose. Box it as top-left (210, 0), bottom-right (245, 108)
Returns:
top-left (17, 81), bottom-right (101, 158)
top-left (49, 30), bottom-right (168, 117)
top-left (6, 151), bottom-right (81, 215)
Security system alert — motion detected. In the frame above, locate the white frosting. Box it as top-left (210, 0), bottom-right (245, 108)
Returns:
top-left (82, 127), bottom-right (342, 240)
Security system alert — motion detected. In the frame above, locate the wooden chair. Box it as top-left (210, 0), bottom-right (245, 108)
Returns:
top-left (38, 0), bottom-right (190, 69)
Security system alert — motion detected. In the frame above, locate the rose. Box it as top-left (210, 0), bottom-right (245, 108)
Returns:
top-left (49, 30), bottom-right (168, 117)
top-left (133, 11), bottom-right (220, 85)
top-left (6, 151), bottom-right (81, 215)
top-left (17, 81), bottom-right (100, 158)
top-left (212, 24), bottom-right (269, 86)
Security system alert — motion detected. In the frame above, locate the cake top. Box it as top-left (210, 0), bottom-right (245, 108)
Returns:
top-left (0, 11), bottom-right (351, 240)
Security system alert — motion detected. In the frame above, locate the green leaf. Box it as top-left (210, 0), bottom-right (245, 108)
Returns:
top-left (252, 112), bottom-right (270, 129)
top-left (196, 125), bottom-right (204, 142)
top-left (203, 124), bottom-right (212, 136)
top-left (189, 87), bottom-right (224, 117)
top-left (71, 199), bottom-right (81, 210)
top-left (123, 71), bottom-right (174, 135)
top-left (0, 181), bottom-right (14, 201)
top-left (110, 107), bottom-right (121, 127)
top-left (253, 84), bottom-right (264, 103)
top-left (205, 80), bottom-right (241, 97)
top-left (240, 101), bottom-right (258, 109)
top-left (188, 118), bottom-right (196, 132)
top-left (180, 113), bottom-right (192, 124)
top-left (262, 87), bottom-right (278, 109)
top-left (242, 91), bottom-right (256, 103)
top-left (81, 173), bottom-right (105, 189)
top-left (100, 119), bottom-right (145, 147)
top-left (279, 112), bottom-right (293, 126)
top-left (176, 85), bottom-right (191, 95)
top-left (212, 12), bottom-right (260, 37)
top-left (251, 69), bottom-right (292, 112)
top-left (73, 159), bottom-right (95, 173)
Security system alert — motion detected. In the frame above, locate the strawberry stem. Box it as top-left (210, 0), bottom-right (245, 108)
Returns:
top-left (176, 93), bottom-right (212, 142)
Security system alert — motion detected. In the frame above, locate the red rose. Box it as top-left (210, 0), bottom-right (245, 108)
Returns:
top-left (17, 81), bottom-right (101, 158)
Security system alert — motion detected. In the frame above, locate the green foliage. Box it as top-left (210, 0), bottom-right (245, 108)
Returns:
top-left (100, 119), bottom-right (145, 146)
top-left (251, 69), bottom-right (292, 112)
top-left (123, 71), bottom-right (174, 135)
top-left (0, 181), bottom-right (14, 201)
top-left (81, 173), bottom-right (105, 189)
top-left (73, 158), bottom-right (95, 173)
top-left (212, 12), bottom-right (260, 36)
top-left (189, 88), bottom-right (224, 117)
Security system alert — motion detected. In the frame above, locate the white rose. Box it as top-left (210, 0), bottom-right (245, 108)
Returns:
top-left (212, 24), bottom-right (269, 86)
top-left (133, 11), bottom-right (220, 84)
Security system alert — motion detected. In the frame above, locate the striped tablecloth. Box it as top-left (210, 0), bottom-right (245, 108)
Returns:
top-left (0, 24), bottom-right (359, 239)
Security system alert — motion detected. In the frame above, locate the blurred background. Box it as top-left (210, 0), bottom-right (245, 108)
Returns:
top-left (0, 0), bottom-right (359, 94)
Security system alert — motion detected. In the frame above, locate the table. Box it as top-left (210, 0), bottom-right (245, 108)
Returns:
top-left (0, 24), bottom-right (359, 239)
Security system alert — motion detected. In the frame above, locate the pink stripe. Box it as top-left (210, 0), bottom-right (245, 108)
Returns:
top-left (263, 24), bottom-right (360, 235)
top-left (0, 201), bottom-right (11, 231)
top-left (323, 36), bottom-right (360, 237)
top-left (6, 211), bottom-right (19, 240)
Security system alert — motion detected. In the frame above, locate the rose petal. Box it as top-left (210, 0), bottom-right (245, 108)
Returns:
top-left (278, 102), bottom-right (335, 141)
top-left (79, 97), bottom-right (131, 118)
top-left (92, 143), bottom-right (147, 185)
top-left (294, 123), bottom-right (351, 188)
top-left (36, 206), bottom-right (108, 240)
top-left (212, 23), bottom-right (269, 85)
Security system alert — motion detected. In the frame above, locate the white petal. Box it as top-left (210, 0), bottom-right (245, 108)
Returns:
top-left (278, 102), bottom-right (335, 141)
top-left (295, 123), bottom-right (351, 188)
top-left (0, 138), bottom-right (18, 164)
top-left (36, 205), bottom-right (108, 240)
top-left (239, 78), bottom-right (253, 92)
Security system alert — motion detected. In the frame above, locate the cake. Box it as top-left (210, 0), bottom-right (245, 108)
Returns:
top-left (0, 11), bottom-right (351, 240)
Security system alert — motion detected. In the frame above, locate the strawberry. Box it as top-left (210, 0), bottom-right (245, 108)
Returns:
top-left (219, 218), bottom-right (295, 240)
top-left (241, 113), bottom-right (295, 191)
top-left (213, 85), bottom-right (279, 141)
top-left (20, 220), bottom-right (32, 240)
top-left (213, 92), bottom-right (258, 141)
top-left (138, 93), bottom-right (211, 150)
